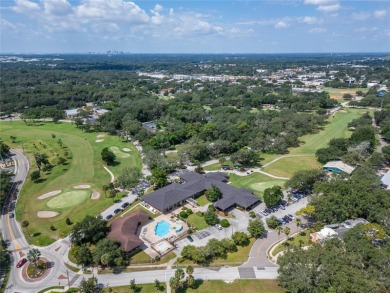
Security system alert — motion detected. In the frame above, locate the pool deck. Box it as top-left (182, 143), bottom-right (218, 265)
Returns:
top-left (141, 213), bottom-right (189, 257)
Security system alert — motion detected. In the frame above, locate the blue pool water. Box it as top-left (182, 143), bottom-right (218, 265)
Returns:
top-left (155, 220), bottom-right (171, 237)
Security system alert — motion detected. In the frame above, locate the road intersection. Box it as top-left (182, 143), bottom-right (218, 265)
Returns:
top-left (1, 150), bottom-right (306, 292)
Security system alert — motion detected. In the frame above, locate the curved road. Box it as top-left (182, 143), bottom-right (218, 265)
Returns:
top-left (2, 150), bottom-right (301, 292)
top-left (2, 151), bottom-right (79, 293)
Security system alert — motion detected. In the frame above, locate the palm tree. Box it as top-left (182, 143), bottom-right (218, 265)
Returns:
top-left (295, 217), bottom-right (302, 228)
top-left (27, 248), bottom-right (41, 269)
top-left (276, 226), bottom-right (283, 237)
top-left (187, 275), bottom-right (196, 289)
top-left (186, 265), bottom-right (194, 276)
top-left (169, 277), bottom-right (179, 292)
top-left (284, 227), bottom-right (291, 239)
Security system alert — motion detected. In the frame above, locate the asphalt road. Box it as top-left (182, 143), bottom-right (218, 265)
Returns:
top-left (0, 149), bottom-right (304, 292)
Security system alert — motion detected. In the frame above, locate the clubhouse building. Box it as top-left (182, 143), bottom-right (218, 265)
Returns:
top-left (144, 171), bottom-right (260, 213)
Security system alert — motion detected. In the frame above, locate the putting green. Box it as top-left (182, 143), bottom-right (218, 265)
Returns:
top-left (250, 181), bottom-right (285, 193)
top-left (109, 146), bottom-right (130, 158)
top-left (46, 190), bottom-right (90, 209)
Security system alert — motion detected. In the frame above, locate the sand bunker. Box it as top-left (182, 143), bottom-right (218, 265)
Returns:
top-left (37, 211), bottom-right (60, 218)
top-left (91, 191), bottom-right (100, 200)
top-left (96, 139), bottom-right (104, 143)
top-left (122, 148), bottom-right (131, 152)
top-left (38, 190), bottom-right (62, 200)
top-left (97, 134), bottom-right (106, 138)
top-left (73, 184), bottom-right (91, 189)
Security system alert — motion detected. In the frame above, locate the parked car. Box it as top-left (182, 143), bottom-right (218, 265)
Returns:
top-left (9, 213), bottom-right (14, 218)
top-left (121, 202), bottom-right (130, 209)
top-left (215, 224), bottom-right (223, 230)
top-left (288, 214), bottom-right (295, 220)
top-left (186, 236), bottom-right (194, 242)
top-left (105, 214), bottom-right (113, 220)
top-left (114, 208), bottom-right (122, 214)
top-left (16, 258), bottom-right (27, 268)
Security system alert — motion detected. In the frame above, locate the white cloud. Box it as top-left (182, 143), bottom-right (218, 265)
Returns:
top-left (302, 16), bottom-right (322, 24)
top-left (275, 21), bottom-right (289, 29)
top-left (304, 0), bottom-right (335, 5)
top-left (374, 10), bottom-right (387, 19)
top-left (43, 0), bottom-right (72, 16)
top-left (12, 0), bottom-right (40, 13)
top-left (309, 27), bottom-right (327, 33)
top-left (75, 0), bottom-right (149, 23)
top-left (153, 4), bottom-right (164, 13)
top-left (317, 4), bottom-right (341, 12)
top-left (1, 19), bottom-right (17, 31)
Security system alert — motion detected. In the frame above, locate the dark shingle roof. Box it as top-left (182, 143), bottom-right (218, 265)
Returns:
top-left (144, 171), bottom-right (260, 212)
top-left (107, 210), bottom-right (150, 252)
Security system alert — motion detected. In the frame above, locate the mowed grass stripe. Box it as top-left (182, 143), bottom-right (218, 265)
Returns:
top-left (289, 109), bottom-right (366, 155)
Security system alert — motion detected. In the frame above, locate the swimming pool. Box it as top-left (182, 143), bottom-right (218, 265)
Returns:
top-left (174, 221), bottom-right (183, 232)
top-left (155, 220), bottom-right (171, 237)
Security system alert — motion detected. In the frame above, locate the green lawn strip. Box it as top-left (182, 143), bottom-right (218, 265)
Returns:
top-left (228, 173), bottom-right (286, 199)
top-left (196, 195), bottom-right (210, 206)
top-left (187, 214), bottom-right (208, 230)
top-left (129, 249), bottom-right (176, 264)
top-left (289, 108), bottom-right (366, 155)
top-left (37, 286), bottom-right (64, 293)
top-left (271, 231), bottom-right (311, 257)
top-left (262, 156), bottom-right (321, 178)
top-left (102, 280), bottom-right (284, 293)
top-left (1, 121), bottom-right (141, 246)
top-left (64, 262), bottom-right (80, 273)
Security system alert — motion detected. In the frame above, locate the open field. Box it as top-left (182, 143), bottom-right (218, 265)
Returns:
top-left (103, 279), bottom-right (284, 293)
top-left (187, 213), bottom-right (208, 230)
top-left (323, 87), bottom-right (368, 100)
top-left (228, 173), bottom-right (286, 198)
top-left (262, 156), bottom-right (321, 178)
top-left (0, 121), bottom-right (141, 245)
top-left (289, 108), bottom-right (366, 155)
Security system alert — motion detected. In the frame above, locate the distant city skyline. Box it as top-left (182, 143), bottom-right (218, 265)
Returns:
top-left (1, 0), bottom-right (389, 54)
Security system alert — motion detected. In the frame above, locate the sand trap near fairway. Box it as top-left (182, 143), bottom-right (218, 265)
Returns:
top-left (73, 184), bottom-right (91, 189)
top-left (109, 146), bottom-right (130, 158)
top-left (96, 139), bottom-right (104, 143)
top-left (91, 191), bottom-right (100, 200)
top-left (122, 148), bottom-right (131, 152)
top-left (37, 211), bottom-right (60, 218)
top-left (97, 134), bottom-right (106, 138)
top-left (38, 190), bottom-right (62, 200)
top-left (47, 190), bottom-right (90, 209)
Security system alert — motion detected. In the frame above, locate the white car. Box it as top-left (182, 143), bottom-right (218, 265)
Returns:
top-left (215, 224), bottom-right (223, 230)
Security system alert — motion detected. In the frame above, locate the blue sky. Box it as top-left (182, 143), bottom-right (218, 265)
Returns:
top-left (1, 0), bottom-right (389, 53)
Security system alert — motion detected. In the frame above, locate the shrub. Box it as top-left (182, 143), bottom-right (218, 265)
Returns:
top-left (177, 257), bottom-right (185, 263)
top-left (186, 209), bottom-right (193, 215)
top-left (180, 211), bottom-right (189, 219)
top-left (220, 219), bottom-right (230, 228)
top-left (207, 204), bottom-right (216, 212)
top-left (249, 211), bottom-right (256, 218)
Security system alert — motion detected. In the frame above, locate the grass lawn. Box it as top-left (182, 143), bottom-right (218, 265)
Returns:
top-left (213, 238), bottom-right (255, 264)
top-left (0, 121), bottom-right (141, 245)
top-left (271, 231), bottom-right (311, 257)
top-left (187, 213), bottom-right (208, 230)
top-left (130, 249), bottom-right (176, 264)
top-left (323, 87), bottom-right (368, 100)
top-left (289, 108), bottom-right (366, 155)
top-left (196, 195), bottom-right (210, 206)
top-left (228, 173), bottom-right (286, 198)
top-left (103, 280), bottom-right (284, 293)
top-left (262, 156), bottom-right (321, 178)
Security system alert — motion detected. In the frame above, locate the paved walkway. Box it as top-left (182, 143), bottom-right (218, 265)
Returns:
top-left (103, 165), bottom-right (115, 182)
